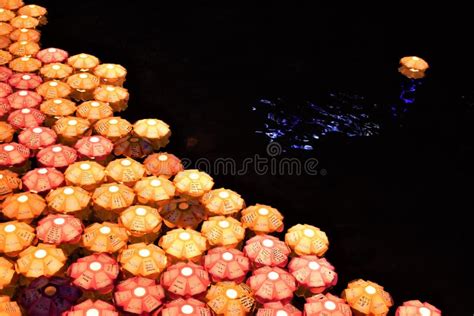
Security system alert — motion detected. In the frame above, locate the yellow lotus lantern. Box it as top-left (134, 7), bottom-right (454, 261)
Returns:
top-left (1, 192), bottom-right (46, 222)
top-left (93, 85), bottom-right (128, 112)
top-left (64, 160), bottom-right (106, 191)
top-left (93, 63), bottom-right (127, 85)
top-left (66, 72), bottom-right (100, 100)
top-left (240, 204), bottom-right (284, 234)
top-left (40, 63), bottom-right (73, 80)
top-left (133, 118), bottom-right (171, 150)
top-left (15, 243), bottom-right (66, 278)
top-left (0, 221), bottom-right (35, 256)
top-left (206, 282), bottom-right (256, 316)
top-left (399, 56), bottom-right (429, 79)
top-left (45, 186), bottom-right (91, 219)
top-left (285, 224), bottom-right (329, 257)
top-left (173, 169), bottom-right (214, 198)
top-left (158, 228), bottom-right (207, 262)
top-left (92, 183), bottom-right (135, 220)
top-left (119, 205), bottom-right (162, 242)
top-left (94, 116), bottom-right (132, 141)
top-left (201, 216), bottom-right (246, 248)
top-left (82, 222), bottom-right (128, 253)
top-left (133, 176), bottom-right (175, 207)
top-left (76, 100), bottom-right (113, 122)
top-left (160, 197), bottom-right (206, 229)
top-left (105, 157), bottom-right (146, 186)
top-left (36, 80), bottom-right (71, 99)
top-left (342, 279), bottom-right (393, 316)
top-left (118, 242), bottom-right (168, 278)
top-left (53, 116), bottom-right (90, 144)
top-left (0, 257), bottom-right (14, 290)
top-left (67, 53), bottom-right (99, 72)
top-left (201, 188), bottom-right (245, 217)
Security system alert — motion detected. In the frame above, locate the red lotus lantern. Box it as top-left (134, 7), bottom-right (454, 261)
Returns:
top-left (257, 302), bottom-right (302, 316)
top-left (36, 47), bottom-right (68, 63)
top-left (7, 73), bottom-right (42, 90)
top-left (36, 144), bottom-right (77, 168)
top-left (159, 298), bottom-right (212, 316)
top-left (243, 234), bottom-right (291, 268)
top-left (0, 142), bottom-right (30, 167)
top-left (114, 277), bottom-right (165, 314)
top-left (396, 301), bottom-right (441, 316)
top-left (7, 90), bottom-right (42, 109)
top-left (0, 66), bottom-right (12, 81)
top-left (18, 126), bottom-right (57, 150)
top-left (0, 98), bottom-right (9, 117)
top-left (36, 214), bottom-right (83, 245)
top-left (247, 266), bottom-right (296, 304)
top-left (0, 82), bottom-right (11, 97)
top-left (288, 255), bottom-right (337, 296)
top-left (8, 108), bottom-right (46, 129)
top-left (22, 167), bottom-right (64, 193)
top-left (203, 247), bottom-right (250, 283)
top-left (74, 135), bottom-right (113, 160)
top-left (161, 261), bottom-right (211, 299)
top-left (64, 299), bottom-right (118, 316)
top-left (304, 293), bottom-right (352, 316)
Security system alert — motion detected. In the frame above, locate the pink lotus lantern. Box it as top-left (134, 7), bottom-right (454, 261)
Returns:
top-left (0, 82), bottom-right (11, 97)
top-left (8, 108), bottom-right (45, 129)
top-left (7, 73), bottom-right (42, 90)
top-left (64, 299), bottom-right (118, 316)
top-left (36, 144), bottom-right (77, 168)
top-left (247, 266), bottom-right (296, 304)
top-left (161, 261), bottom-right (211, 299)
top-left (68, 253), bottom-right (119, 294)
top-left (396, 301), bottom-right (441, 316)
top-left (0, 142), bottom-right (30, 167)
top-left (36, 47), bottom-right (68, 63)
top-left (0, 97), bottom-right (9, 117)
top-left (257, 302), bottom-right (302, 316)
top-left (7, 90), bottom-right (42, 109)
top-left (114, 276), bottom-right (165, 314)
top-left (22, 167), bottom-right (64, 193)
top-left (74, 135), bottom-right (114, 160)
top-left (243, 235), bottom-right (291, 268)
top-left (203, 247), bottom-right (250, 283)
top-left (36, 214), bottom-right (83, 245)
top-left (0, 66), bottom-right (12, 81)
top-left (288, 256), bottom-right (337, 296)
top-left (18, 126), bottom-right (57, 150)
top-left (304, 293), bottom-right (352, 316)
top-left (144, 152), bottom-right (184, 178)
top-left (159, 298), bottom-right (212, 316)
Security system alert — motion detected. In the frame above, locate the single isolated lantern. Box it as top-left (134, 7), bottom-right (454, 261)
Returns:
top-left (93, 85), bottom-right (129, 112)
top-left (243, 234), bottom-right (291, 268)
top-left (65, 160), bottom-right (106, 191)
top-left (158, 228), bottom-right (207, 262)
top-left (113, 135), bottom-right (153, 159)
top-left (82, 222), bottom-right (128, 253)
top-left (1, 191), bottom-right (46, 221)
top-left (133, 175), bottom-right (176, 207)
top-left (36, 214), bottom-right (83, 245)
top-left (15, 243), bottom-right (66, 278)
top-left (39, 62), bottom-right (73, 80)
top-left (173, 169), bottom-right (214, 198)
top-left (257, 302), bottom-right (302, 316)
top-left (342, 279), bottom-right (393, 316)
top-left (36, 144), bottom-right (77, 168)
top-left (201, 188), bottom-right (245, 216)
top-left (399, 56), bottom-right (429, 79)
top-left (159, 197), bottom-right (207, 229)
top-left (288, 255), bottom-right (338, 296)
top-left (396, 300), bottom-right (441, 316)
top-left (36, 47), bottom-right (68, 63)
top-left (247, 266), bottom-right (296, 304)
top-left (63, 299), bottom-right (118, 316)
top-left (21, 167), bottom-right (64, 193)
top-left (67, 53), bottom-right (99, 72)
top-left (144, 152), bottom-right (184, 178)
top-left (114, 276), bottom-right (165, 314)
top-left (160, 298), bottom-right (212, 316)
top-left (93, 63), bottom-right (127, 86)
top-left (285, 224), bottom-right (329, 257)
top-left (0, 220), bottom-right (35, 256)
top-left (304, 293), bottom-right (352, 316)
top-left (241, 204), bottom-right (284, 234)
top-left (203, 247), bottom-right (250, 283)
top-left (105, 157), bottom-right (146, 186)
top-left (206, 281), bottom-right (256, 316)
top-left (201, 216), bottom-right (246, 248)
top-left (133, 118), bottom-right (171, 149)
top-left (118, 242), bottom-right (168, 278)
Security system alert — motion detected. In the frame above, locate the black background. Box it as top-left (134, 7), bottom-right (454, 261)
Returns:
top-left (36, 1), bottom-right (472, 314)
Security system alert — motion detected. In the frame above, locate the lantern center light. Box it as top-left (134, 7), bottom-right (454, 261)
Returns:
top-left (100, 226), bottom-right (111, 234)
top-left (262, 239), bottom-right (274, 248)
top-left (68, 119), bottom-right (77, 126)
top-left (91, 101), bottom-right (100, 107)
top-left (52, 65), bottom-right (61, 70)
top-left (258, 207), bottom-right (269, 215)
top-left (120, 159), bottom-right (132, 166)
top-left (80, 163), bottom-right (91, 170)
top-left (178, 202), bottom-right (189, 210)
top-left (64, 187), bottom-right (74, 195)
top-left (89, 261), bottom-right (102, 271)
top-left (4, 224), bottom-right (16, 233)
top-left (52, 146), bottom-right (62, 152)
top-left (48, 48), bottom-right (57, 53)
top-left (150, 179), bottom-right (161, 187)
top-left (34, 249), bottom-right (47, 259)
top-left (53, 217), bottom-right (65, 225)
top-left (86, 309), bottom-right (99, 316)
top-left (324, 301), bottom-right (336, 310)
top-left (268, 271), bottom-right (279, 280)
top-left (139, 249), bottom-right (150, 257)
top-left (158, 154), bottom-right (168, 161)
top-left (419, 307), bottom-right (431, 316)
top-left (181, 267), bottom-right (193, 276)
top-left (19, 90), bottom-right (28, 96)
top-left (188, 172), bottom-right (199, 180)
top-left (365, 285), bottom-right (376, 295)
top-left (276, 311), bottom-right (288, 316)
top-left (303, 229), bottom-right (315, 237)
top-left (33, 127), bottom-right (43, 133)
top-left (108, 186), bottom-right (119, 193)
top-left (225, 289), bottom-right (238, 299)
top-left (181, 305), bottom-right (194, 315)
top-left (135, 207), bottom-right (147, 216)
top-left (218, 191), bottom-right (229, 199)
top-left (133, 287), bottom-right (146, 297)
top-left (308, 261), bottom-right (320, 270)
top-left (222, 252), bottom-right (234, 261)
top-left (17, 195), bottom-right (29, 202)
top-left (179, 232), bottom-right (191, 240)
top-left (218, 220), bottom-right (230, 229)
top-left (22, 75), bottom-right (31, 80)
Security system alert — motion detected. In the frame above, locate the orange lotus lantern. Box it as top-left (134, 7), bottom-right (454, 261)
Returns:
top-left (22, 167), bottom-right (64, 192)
top-left (118, 242), bottom-right (168, 278)
top-left (144, 152), bottom-right (184, 178)
top-left (201, 216), bottom-right (245, 248)
top-left (53, 116), bottom-right (91, 144)
top-left (7, 73), bottom-right (42, 89)
top-left (40, 98), bottom-right (77, 118)
top-left (94, 63), bottom-right (127, 85)
top-left (67, 53), bottom-right (99, 72)
top-left (161, 261), bottom-right (211, 299)
top-left (114, 276), bottom-right (165, 314)
top-left (93, 85), bottom-right (129, 112)
top-left (76, 100), bottom-right (113, 122)
top-left (285, 224), bottom-right (329, 257)
top-left (64, 299), bottom-right (118, 316)
top-left (160, 298), bottom-right (212, 316)
top-left (0, 142), bottom-right (30, 167)
top-left (7, 90), bottom-right (42, 109)
top-left (0, 122), bottom-right (14, 142)
top-left (243, 235), bottom-right (291, 268)
top-left (39, 62), bottom-right (73, 80)
top-left (82, 222), bottom-right (128, 253)
top-left (247, 266), bottom-right (296, 304)
top-left (10, 15), bottom-right (39, 29)
top-left (201, 188), bottom-right (245, 216)
top-left (113, 135), bottom-right (153, 159)
top-left (9, 56), bottom-right (41, 72)
top-left (0, 257), bottom-right (14, 290)
top-left (8, 40), bottom-right (40, 57)
top-left (396, 301), bottom-right (441, 316)
top-left (46, 186), bottom-right (91, 218)
top-left (0, 0), bottom-right (24, 10)
top-left (0, 82), bottom-right (10, 97)
top-left (0, 66), bottom-right (12, 81)
top-left (159, 197), bottom-right (206, 229)
top-left (65, 160), bottom-right (106, 191)
top-left (18, 4), bottom-right (47, 18)
top-left (68, 253), bottom-right (119, 294)
top-left (106, 158), bottom-right (146, 186)
top-left (174, 169), bottom-right (214, 198)
top-left (74, 135), bottom-right (114, 160)
top-left (0, 50), bottom-right (12, 66)
top-left (1, 192), bottom-right (45, 221)
top-left (15, 243), bottom-right (66, 278)
top-left (36, 47), bottom-right (68, 63)
top-left (36, 80), bottom-right (71, 99)
top-left (8, 108), bottom-right (45, 129)
top-left (203, 247), bottom-right (250, 283)
top-left (257, 302), bottom-right (302, 316)
top-left (133, 176), bottom-right (175, 207)
top-left (241, 204), bottom-right (284, 234)
top-left (0, 170), bottom-right (22, 199)
top-left (36, 214), bottom-right (83, 245)
top-left (133, 118), bottom-right (171, 149)
top-left (0, 22), bottom-right (12, 36)
top-left (36, 144), bottom-right (77, 168)
top-left (94, 116), bottom-right (132, 141)
top-left (288, 256), bottom-right (337, 296)
top-left (9, 28), bottom-right (40, 42)
top-left (67, 72), bottom-right (100, 101)
top-left (304, 293), bottom-right (352, 316)
top-left (159, 228), bottom-right (207, 262)
top-left (119, 205), bottom-right (162, 240)
top-left (0, 221), bottom-right (35, 256)
top-left (92, 182), bottom-right (135, 214)
top-left (399, 56), bottom-right (429, 79)
top-left (0, 8), bottom-right (15, 22)
top-left (206, 282), bottom-right (256, 316)
top-left (0, 296), bottom-right (21, 316)
top-left (0, 35), bottom-right (10, 49)
top-left (342, 279), bottom-right (393, 316)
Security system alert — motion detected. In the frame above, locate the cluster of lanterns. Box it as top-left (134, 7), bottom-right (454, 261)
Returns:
top-left (0, 0), bottom-right (441, 315)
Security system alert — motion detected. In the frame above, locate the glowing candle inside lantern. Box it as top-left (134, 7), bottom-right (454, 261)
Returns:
top-left (226, 289), bottom-right (238, 299)
top-left (181, 305), bottom-right (194, 315)
top-left (35, 249), bottom-right (47, 259)
top-left (219, 191), bottom-right (229, 199)
top-left (53, 218), bottom-right (65, 225)
top-left (365, 285), bottom-right (376, 295)
top-left (108, 186), bottom-right (119, 193)
top-left (4, 224), bottom-right (16, 233)
top-left (276, 311), bottom-right (288, 316)
top-left (268, 271), bottom-right (279, 280)
top-left (80, 163), bottom-right (91, 170)
top-left (135, 207), bottom-right (147, 216)
top-left (218, 220), bottom-right (230, 229)
top-left (139, 249), bottom-right (150, 257)
top-left (158, 154), bottom-right (168, 161)
top-left (181, 267), bottom-right (193, 276)
top-left (89, 261), bottom-right (102, 271)
top-left (222, 252), bottom-right (234, 261)
top-left (179, 232), bottom-right (191, 240)
top-left (100, 226), bottom-right (111, 234)
top-left (324, 301), bottom-right (336, 311)
top-left (86, 309), bottom-right (99, 316)
top-left (419, 307), bottom-right (431, 316)
top-left (134, 287), bottom-right (146, 297)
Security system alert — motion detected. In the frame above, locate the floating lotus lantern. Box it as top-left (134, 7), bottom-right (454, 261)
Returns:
top-left (93, 85), bottom-right (129, 112)
top-left (36, 80), bottom-right (71, 99)
top-left (288, 256), bottom-right (337, 296)
top-left (67, 53), bottom-right (99, 72)
top-left (36, 144), bottom-right (77, 168)
top-left (68, 253), bottom-right (119, 294)
top-left (160, 197), bottom-right (206, 229)
top-left (119, 205), bottom-right (162, 240)
top-left (1, 192), bottom-right (45, 221)
top-left (241, 204), bottom-right (284, 234)
top-left (9, 28), bottom-right (41, 42)
top-left (106, 157), bottom-right (146, 186)
top-left (9, 56), bottom-right (41, 72)
top-left (342, 279), bottom-right (393, 316)
top-left (46, 186), bottom-right (91, 219)
top-left (203, 247), bottom-right (250, 283)
top-left (113, 135), bottom-right (153, 159)
top-left (0, 8), bottom-right (14, 22)
top-left (7, 90), bottom-right (42, 109)
top-left (10, 15), bottom-right (39, 29)
top-left (0, 142), bottom-right (30, 167)
top-left (36, 214), bottom-right (83, 245)
top-left (40, 98), bottom-right (77, 119)
top-left (8, 107), bottom-right (45, 129)
top-left (160, 298), bottom-right (212, 316)
top-left (18, 276), bottom-right (82, 316)
top-left (133, 118), bottom-right (170, 149)
top-left (206, 282), bottom-right (256, 316)
top-left (15, 243), bottom-right (66, 277)
top-left (0, 296), bottom-right (20, 316)
top-left (0, 22), bottom-right (12, 36)
top-left (285, 224), bottom-right (329, 257)
top-left (0, 50), bottom-right (12, 66)
top-left (118, 242), bottom-right (167, 278)
top-left (64, 299), bottom-right (118, 316)
top-left (92, 182), bottom-right (135, 215)
top-left (0, 35), bottom-right (10, 49)
top-left (257, 302), bottom-right (302, 316)
top-left (0, 121), bottom-right (13, 142)
top-left (7, 72), bottom-right (42, 89)
top-left (161, 261), bottom-right (211, 299)
top-left (8, 40), bottom-right (40, 57)
top-left (74, 135), bottom-right (114, 160)
top-left (114, 276), bottom-right (165, 314)
top-left (82, 222), bottom-right (128, 253)
top-left (53, 116), bottom-right (90, 144)
top-left (243, 235), bottom-right (291, 268)
top-left (0, 66), bottom-right (11, 81)
top-left (304, 293), bottom-right (352, 316)
top-left (0, 169), bottom-right (22, 199)
top-left (0, 82), bottom-right (10, 97)
top-left (201, 216), bottom-right (245, 248)
top-left (133, 175), bottom-right (175, 207)
top-left (396, 301), bottom-right (441, 316)
top-left (22, 167), bottom-right (64, 192)
top-left (40, 62), bottom-right (73, 80)
top-left (159, 228), bottom-right (207, 262)
top-left (0, 257), bottom-right (14, 290)
top-left (0, 221), bottom-right (35, 256)
top-left (174, 169), bottom-right (214, 198)
top-left (201, 188), bottom-right (245, 216)
top-left (247, 266), bottom-right (296, 304)
top-left (399, 56), bottom-right (429, 79)
top-left (67, 72), bottom-right (100, 100)
top-left (144, 152), bottom-right (184, 178)
top-left (0, 0), bottom-right (24, 10)
top-left (76, 100), bottom-right (113, 122)
top-left (36, 47), bottom-right (68, 63)
top-left (94, 63), bottom-right (127, 85)
top-left (94, 117), bottom-right (132, 141)
top-left (65, 160), bottom-right (106, 190)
